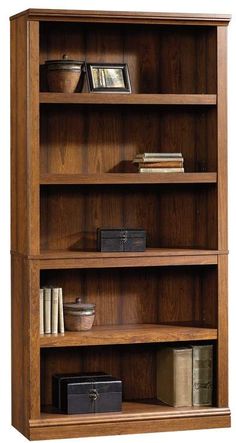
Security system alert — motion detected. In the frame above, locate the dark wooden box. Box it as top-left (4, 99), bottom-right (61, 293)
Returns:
top-left (58, 374), bottom-right (122, 414)
top-left (52, 372), bottom-right (107, 410)
top-left (97, 228), bottom-right (146, 252)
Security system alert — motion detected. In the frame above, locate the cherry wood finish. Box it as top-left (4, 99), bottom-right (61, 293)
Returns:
top-left (40, 185), bottom-right (217, 251)
top-left (40, 324), bottom-right (217, 348)
top-left (40, 93), bottom-right (217, 105)
top-left (10, 9), bottom-right (231, 26)
top-left (11, 8), bottom-right (230, 440)
top-left (29, 414), bottom-right (230, 440)
top-left (40, 106), bottom-right (217, 175)
top-left (40, 172), bottom-right (217, 185)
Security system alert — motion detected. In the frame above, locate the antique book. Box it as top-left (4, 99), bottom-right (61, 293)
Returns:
top-left (58, 287), bottom-right (65, 334)
top-left (44, 287), bottom-right (52, 334)
top-left (156, 347), bottom-right (192, 407)
top-left (40, 289), bottom-right (44, 335)
top-left (192, 345), bottom-right (213, 406)
top-left (136, 153), bottom-right (183, 158)
top-left (51, 288), bottom-right (59, 334)
top-left (138, 161), bottom-right (184, 168)
top-left (139, 167), bottom-right (184, 173)
top-left (133, 157), bottom-right (183, 163)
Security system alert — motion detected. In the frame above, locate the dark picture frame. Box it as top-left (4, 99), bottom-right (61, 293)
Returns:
top-left (86, 63), bottom-right (131, 93)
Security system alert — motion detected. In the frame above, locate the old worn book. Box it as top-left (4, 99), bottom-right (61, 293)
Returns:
top-left (139, 167), bottom-right (184, 173)
top-left (156, 347), bottom-right (192, 407)
top-left (136, 153), bottom-right (183, 158)
top-left (192, 345), bottom-right (213, 406)
top-left (133, 157), bottom-right (183, 163)
top-left (58, 288), bottom-right (65, 334)
top-left (138, 161), bottom-right (184, 168)
top-left (51, 288), bottom-right (59, 334)
top-left (44, 287), bottom-right (52, 334)
top-left (40, 289), bottom-right (44, 335)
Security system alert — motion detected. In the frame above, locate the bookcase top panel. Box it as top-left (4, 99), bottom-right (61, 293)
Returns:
top-left (10, 9), bottom-right (231, 25)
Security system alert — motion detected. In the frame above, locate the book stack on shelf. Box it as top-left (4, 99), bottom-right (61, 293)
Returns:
top-left (40, 287), bottom-right (65, 334)
top-left (133, 153), bottom-right (184, 173)
top-left (156, 344), bottom-right (213, 407)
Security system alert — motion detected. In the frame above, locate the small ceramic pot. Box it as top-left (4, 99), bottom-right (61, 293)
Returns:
top-left (45, 54), bottom-right (84, 93)
top-left (64, 298), bottom-right (95, 331)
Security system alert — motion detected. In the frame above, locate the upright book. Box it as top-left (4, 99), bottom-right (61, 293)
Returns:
top-left (192, 345), bottom-right (213, 406)
top-left (156, 347), bottom-right (192, 407)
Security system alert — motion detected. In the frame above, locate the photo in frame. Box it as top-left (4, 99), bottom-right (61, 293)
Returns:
top-left (86, 63), bottom-right (131, 93)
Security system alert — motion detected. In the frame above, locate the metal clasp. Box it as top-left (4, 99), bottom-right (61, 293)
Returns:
top-left (121, 230), bottom-right (128, 243)
top-left (89, 388), bottom-right (99, 401)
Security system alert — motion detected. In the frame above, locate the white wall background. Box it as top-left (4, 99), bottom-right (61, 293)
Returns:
top-left (0, 0), bottom-right (235, 442)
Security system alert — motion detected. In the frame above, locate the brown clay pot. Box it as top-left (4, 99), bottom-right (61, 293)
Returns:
top-left (45, 54), bottom-right (84, 93)
top-left (64, 298), bottom-right (96, 331)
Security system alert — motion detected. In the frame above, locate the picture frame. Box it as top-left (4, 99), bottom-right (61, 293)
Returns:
top-left (86, 63), bottom-right (131, 93)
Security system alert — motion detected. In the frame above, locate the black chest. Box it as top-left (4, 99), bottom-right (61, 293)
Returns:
top-left (97, 228), bottom-right (146, 252)
top-left (53, 373), bottom-right (122, 414)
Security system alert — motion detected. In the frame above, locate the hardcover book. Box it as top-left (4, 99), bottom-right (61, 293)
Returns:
top-left (156, 347), bottom-right (192, 407)
top-left (192, 345), bottom-right (213, 406)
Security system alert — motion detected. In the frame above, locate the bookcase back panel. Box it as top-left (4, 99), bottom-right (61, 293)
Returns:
top-left (40, 184), bottom-right (217, 250)
top-left (40, 23), bottom-right (216, 94)
top-left (41, 344), bottom-right (157, 406)
top-left (40, 106), bottom-right (216, 174)
top-left (40, 266), bottom-right (217, 328)
top-left (41, 341), bottom-right (217, 408)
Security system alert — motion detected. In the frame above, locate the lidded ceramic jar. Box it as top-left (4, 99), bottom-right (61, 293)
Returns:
top-left (45, 54), bottom-right (84, 93)
top-left (64, 298), bottom-right (95, 331)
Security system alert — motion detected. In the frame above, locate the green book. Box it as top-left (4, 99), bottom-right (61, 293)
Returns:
top-left (192, 345), bottom-right (213, 406)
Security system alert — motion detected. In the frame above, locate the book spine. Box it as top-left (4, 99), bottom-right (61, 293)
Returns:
top-left (133, 158), bottom-right (183, 163)
top-left (136, 153), bottom-right (183, 158)
top-left (139, 168), bottom-right (184, 173)
top-left (192, 345), bottom-right (213, 406)
top-left (44, 288), bottom-right (52, 334)
top-left (58, 288), bottom-right (65, 334)
top-left (174, 348), bottom-right (193, 407)
top-left (40, 289), bottom-right (44, 335)
top-left (137, 161), bottom-right (184, 168)
top-left (51, 288), bottom-right (59, 334)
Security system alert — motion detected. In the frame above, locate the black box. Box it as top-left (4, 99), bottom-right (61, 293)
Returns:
top-left (97, 228), bottom-right (146, 252)
top-left (52, 372), bottom-right (107, 410)
top-left (58, 374), bottom-right (122, 414)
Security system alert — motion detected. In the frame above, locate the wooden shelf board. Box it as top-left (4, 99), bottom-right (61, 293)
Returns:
top-left (40, 324), bottom-right (217, 348)
top-left (34, 248), bottom-right (220, 269)
top-left (40, 172), bottom-right (217, 185)
top-left (40, 93), bottom-right (217, 106)
top-left (37, 248), bottom-right (221, 259)
top-left (31, 402), bottom-right (230, 427)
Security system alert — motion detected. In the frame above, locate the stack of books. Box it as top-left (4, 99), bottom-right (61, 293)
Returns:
top-left (40, 287), bottom-right (65, 334)
top-left (156, 344), bottom-right (213, 407)
top-left (133, 152), bottom-right (184, 173)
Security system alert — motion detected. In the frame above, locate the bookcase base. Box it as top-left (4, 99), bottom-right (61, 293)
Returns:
top-left (26, 407), bottom-right (231, 441)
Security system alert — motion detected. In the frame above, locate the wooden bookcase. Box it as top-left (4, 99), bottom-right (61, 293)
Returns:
top-left (10, 9), bottom-right (231, 440)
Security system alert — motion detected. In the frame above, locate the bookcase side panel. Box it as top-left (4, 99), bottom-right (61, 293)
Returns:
top-left (12, 255), bottom-right (40, 435)
top-left (11, 17), bottom-right (40, 256)
top-left (217, 26), bottom-right (228, 251)
top-left (217, 255), bottom-right (228, 407)
top-left (11, 16), bottom-right (28, 255)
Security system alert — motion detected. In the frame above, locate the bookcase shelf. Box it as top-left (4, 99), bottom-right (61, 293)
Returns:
top-left (40, 93), bottom-right (217, 105)
top-left (40, 324), bottom-right (217, 348)
top-left (11, 8), bottom-right (230, 441)
top-left (40, 172), bottom-right (217, 185)
top-left (37, 248), bottom-right (220, 269)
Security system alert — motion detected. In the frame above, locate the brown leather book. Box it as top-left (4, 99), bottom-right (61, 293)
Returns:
top-left (156, 347), bottom-right (192, 407)
top-left (138, 161), bottom-right (183, 168)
